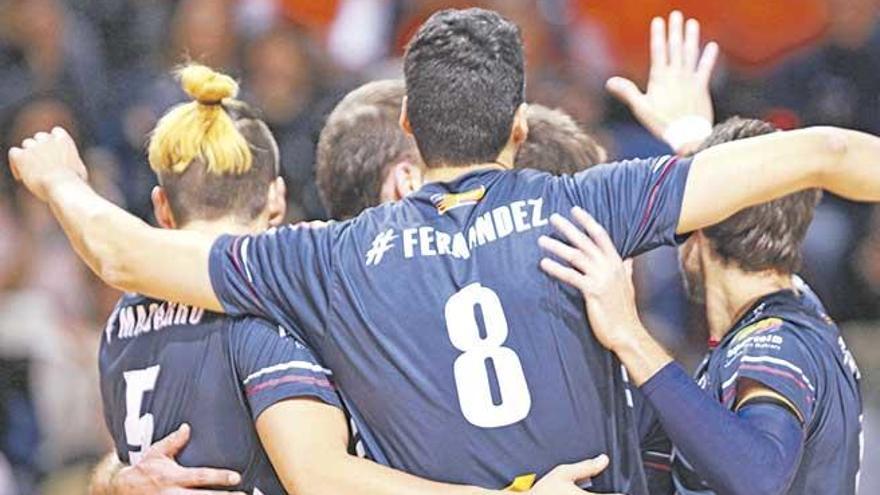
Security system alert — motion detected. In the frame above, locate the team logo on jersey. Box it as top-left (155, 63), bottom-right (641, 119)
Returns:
top-left (431, 186), bottom-right (486, 214)
top-left (731, 317), bottom-right (783, 344)
top-left (365, 229), bottom-right (397, 266)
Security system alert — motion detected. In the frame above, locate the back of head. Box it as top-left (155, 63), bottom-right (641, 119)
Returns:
top-left (148, 64), bottom-right (279, 225)
top-left (693, 117), bottom-right (822, 274)
top-left (328, 79), bottom-right (406, 119)
top-left (316, 80), bottom-right (418, 220)
top-left (516, 104), bottom-right (606, 175)
top-left (404, 8), bottom-right (525, 167)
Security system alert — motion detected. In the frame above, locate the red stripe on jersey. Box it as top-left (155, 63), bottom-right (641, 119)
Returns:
top-left (637, 156), bottom-right (679, 235)
top-left (246, 374), bottom-right (334, 396)
top-left (644, 461), bottom-right (672, 472)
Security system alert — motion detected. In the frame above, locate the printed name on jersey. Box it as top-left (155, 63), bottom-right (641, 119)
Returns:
top-left (838, 336), bottom-right (862, 379)
top-left (110, 301), bottom-right (206, 341)
top-left (365, 197), bottom-right (547, 266)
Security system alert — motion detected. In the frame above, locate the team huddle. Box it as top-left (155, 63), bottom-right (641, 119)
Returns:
top-left (7, 7), bottom-right (877, 495)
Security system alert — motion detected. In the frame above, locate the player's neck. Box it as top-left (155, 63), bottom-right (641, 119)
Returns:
top-left (422, 157), bottom-right (513, 184)
top-left (704, 267), bottom-right (794, 341)
top-left (422, 162), bottom-right (510, 184)
top-left (177, 217), bottom-right (263, 237)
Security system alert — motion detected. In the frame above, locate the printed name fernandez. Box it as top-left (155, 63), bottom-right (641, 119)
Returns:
top-left (368, 197), bottom-right (548, 265)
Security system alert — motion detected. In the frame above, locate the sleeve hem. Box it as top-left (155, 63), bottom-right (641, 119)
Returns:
top-left (208, 234), bottom-right (238, 315)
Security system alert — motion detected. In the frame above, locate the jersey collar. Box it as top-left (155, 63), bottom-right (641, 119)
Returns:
top-left (716, 288), bottom-right (799, 349)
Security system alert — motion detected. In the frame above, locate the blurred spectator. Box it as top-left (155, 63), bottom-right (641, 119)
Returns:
top-left (855, 206), bottom-right (880, 317)
top-left (244, 23), bottom-right (345, 220)
top-left (0, 0), bottom-right (109, 144)
top-left (0, 97), bottom-right (110, 492)
top-left (0, 452), bottom-right (14, 495)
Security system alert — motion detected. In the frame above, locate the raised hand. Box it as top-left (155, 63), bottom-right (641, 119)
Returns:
top-left (111, 424), bottom-right (245, 495)
top-left (606, 11), bottom-right (719, 154)
top-left (538, 207), bottom-right (644, 354)
top-left (527, 455), bottom-right (624, 495)
top-left (7, 126), bottom-right (89, 202)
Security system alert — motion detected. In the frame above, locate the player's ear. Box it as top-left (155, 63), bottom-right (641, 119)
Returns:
top-left (266, 177), bottom-right (287, 227)
top-left (694, 230), bottom-right (720, 265)
top-left (400, 97), bottom-right (413, 137)
top-left (511, 103), bottom-right (529, 147)
top-left (385, 160), bottom-right (422, 201)
top-left (151, 186), bottom-right (177, 229)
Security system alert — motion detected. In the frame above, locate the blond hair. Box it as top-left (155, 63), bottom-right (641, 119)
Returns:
top-left (148, 64), bottom-right (252, 176)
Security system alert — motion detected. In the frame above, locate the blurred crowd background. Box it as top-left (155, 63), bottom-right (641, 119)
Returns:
top-left (0, 0), bottom-right (878, 493)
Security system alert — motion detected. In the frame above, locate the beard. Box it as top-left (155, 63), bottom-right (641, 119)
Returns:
top-left (680, 257), bottom-right (706, 303)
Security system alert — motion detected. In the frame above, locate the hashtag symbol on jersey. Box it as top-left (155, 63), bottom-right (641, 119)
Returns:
top-left (365, 229), bottom-right (397, 266)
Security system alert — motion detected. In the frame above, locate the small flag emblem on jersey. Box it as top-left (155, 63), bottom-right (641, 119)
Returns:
top-left (431, 186), bottom-right (486, 214)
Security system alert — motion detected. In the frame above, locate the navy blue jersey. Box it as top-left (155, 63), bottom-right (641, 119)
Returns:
top-left (209, 157), bottom-right (691, 492)
top-left (99, 293), bottom-right (341, 494)
top-left (673, 285), bottom-right (863, 495)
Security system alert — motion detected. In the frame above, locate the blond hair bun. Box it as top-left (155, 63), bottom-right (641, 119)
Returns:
top-left (178, 64), bottom-right (239, 105)
top-left (148, 64), bottom-right (252, 176)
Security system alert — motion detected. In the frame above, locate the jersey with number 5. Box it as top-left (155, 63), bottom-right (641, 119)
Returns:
top-left (99, 293), bottom-right (341, 494)
top-left (209, 157), bottom-right (691, 493)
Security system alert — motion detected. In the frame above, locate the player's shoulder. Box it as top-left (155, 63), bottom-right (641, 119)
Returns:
top-left (115, 291), bottom-right (152, 308)
top-left (227, 315), bottom-right (287, 339)
top-left (227, 317), bottom-right (318, 355)
top-left (721, 311), bottom-right (826, 380)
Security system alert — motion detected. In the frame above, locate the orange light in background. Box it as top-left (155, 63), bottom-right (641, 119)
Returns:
top-left (574, 0), bottom-right (828, 78)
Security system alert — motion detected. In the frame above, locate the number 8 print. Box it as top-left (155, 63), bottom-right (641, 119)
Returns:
top-left (445, 283), bottom-right (531, 428)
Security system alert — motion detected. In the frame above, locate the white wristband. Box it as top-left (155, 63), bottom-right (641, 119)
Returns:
top-left (662, 116), bottom-right (713, 153)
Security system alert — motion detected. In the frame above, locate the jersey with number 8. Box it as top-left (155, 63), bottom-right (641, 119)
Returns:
top-left (447, 283), bottom-right (531, 428)
top-left (210, 157), bottom-right (691, 492)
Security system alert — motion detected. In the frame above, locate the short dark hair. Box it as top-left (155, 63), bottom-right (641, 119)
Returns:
top-left (315, 80), bottom-right (418, 219)
top-left (158, 100), bottom-right (280, 225)
top-left (693, 117), bottom-right (822, 274)
top-left (404, 8), bottom-right (525, 167)
top-left (516, 104), bottom-right (605, 174)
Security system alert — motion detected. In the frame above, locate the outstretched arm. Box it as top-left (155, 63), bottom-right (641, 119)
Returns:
top-left (9, 128), bottom-right (221, 311)
top-left (679, 126), bottom-right (880, 234)
top-left (611, 12), bottom-right (879, 235)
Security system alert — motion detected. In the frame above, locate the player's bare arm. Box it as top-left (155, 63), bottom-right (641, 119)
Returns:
top-left (611, 12), bottom-right (879, 236)
top-left (679, 125), bottom-right (880, 234)
top-left (94, 399), bottom-right (616, 495)
top-left (608, 11), bottom-right (718, 155)
top-left (256, 398), bottom-right (617, 495)
top-left (7, 127), bottom-right (222, 312)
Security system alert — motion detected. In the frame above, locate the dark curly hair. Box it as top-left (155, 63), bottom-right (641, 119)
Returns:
top-left (404, 8), bottom-right (525, 167)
